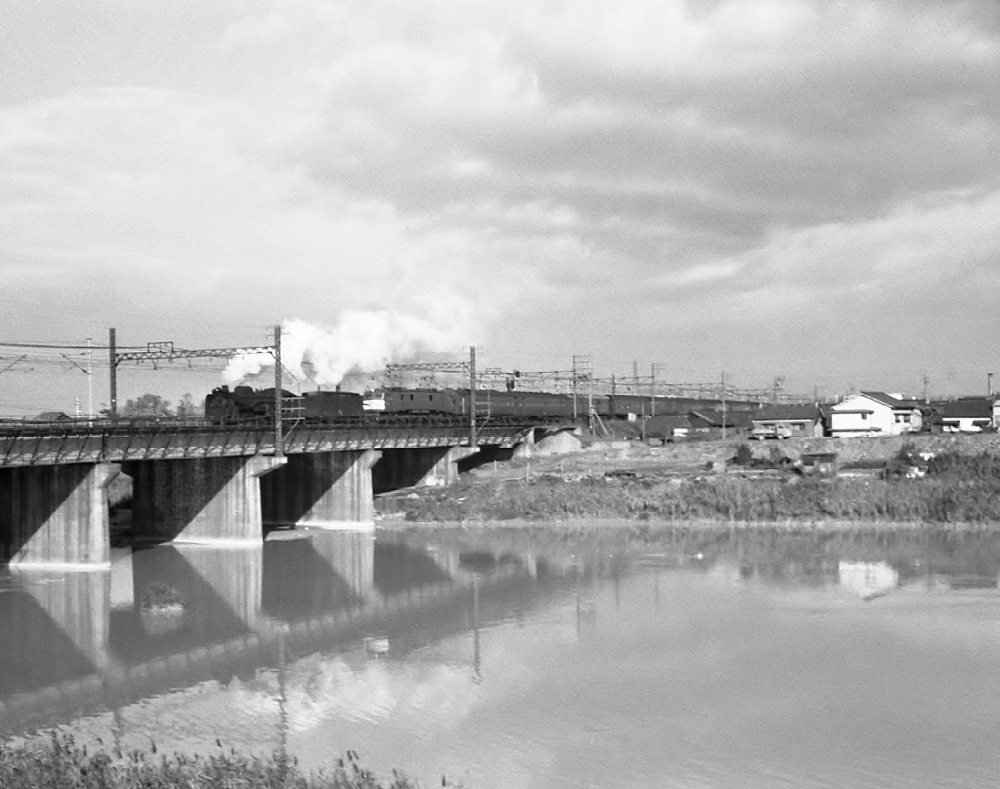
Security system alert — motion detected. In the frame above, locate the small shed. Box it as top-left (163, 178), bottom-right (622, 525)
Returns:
top-left (752, 404), bottom-right (824, 439)
top-left (688, 409), bottom-right (753, 437)
top-left (801, 451), bottom-right (838, 477)
top-left (644, 415), bottom-right (691, 443)
top-left (34, 411), bottom-right (73, 422)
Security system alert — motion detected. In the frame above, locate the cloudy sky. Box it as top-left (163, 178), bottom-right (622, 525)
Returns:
top-left (2, 0), bottom-right (999, 412)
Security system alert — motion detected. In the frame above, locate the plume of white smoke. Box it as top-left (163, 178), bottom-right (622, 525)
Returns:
top-left (223, 310), bottom-right (471, 388)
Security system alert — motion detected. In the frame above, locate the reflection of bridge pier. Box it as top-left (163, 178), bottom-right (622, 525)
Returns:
top-left (120, 544), bottom-right (265, 655)
top-left (1, 531), bottom-right (550, 737)
top-left (1, 570), bottom-right (114, 682)
top-left (262, 531), bottom-right (374, 619)
top-left (0, 567), bottom-right (117, 733)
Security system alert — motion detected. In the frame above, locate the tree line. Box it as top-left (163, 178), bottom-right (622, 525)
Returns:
top-left (111, 393), bottom-right (202, 418)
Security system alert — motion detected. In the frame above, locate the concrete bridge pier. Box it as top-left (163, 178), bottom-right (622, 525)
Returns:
top-left (0, 463), bottom-right (120, 568)
top-left (261, 450), bottom-right (381, 530)
top-left (373, 445), bottom-right (479, 493)
top-left (128, 455), bottom-right (287, 545)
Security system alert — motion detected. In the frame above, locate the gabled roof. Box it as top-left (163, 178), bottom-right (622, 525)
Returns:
top-left (859, 391), bottom-right (915, 409)
top-left (938, 398), bottom-right (993, 419)
top-left (754, 404), bottom-right (823, 422)
top-left (834, 391), bottom-right (919, 411)
top-left (646, 415), bottom-right (691, 429)
top-left (34, 411), bottom-right (72, 421)
top-left (688, 410), bottom-right (753, 428)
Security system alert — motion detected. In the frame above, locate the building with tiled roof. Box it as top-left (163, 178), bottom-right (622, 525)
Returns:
top-left (751, 404), bottom-right (824, 439)
top-left (935, 397), bottom-right (994, 433)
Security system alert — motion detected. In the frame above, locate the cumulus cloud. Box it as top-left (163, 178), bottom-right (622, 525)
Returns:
top-left (2, 0), bottom-right (1000, 410)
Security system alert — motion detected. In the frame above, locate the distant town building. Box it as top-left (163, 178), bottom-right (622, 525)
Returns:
top-left (644, 414), bottom-right (691, 442)
top-left (935, 397), bottom-right (994, 433)
top-left (33, 411), bottom-right (72, 422)
top-left (687, 409), bottom-right (753, 437)
top-left (751, 404), bottom-right (824, 439)
top-left (829, 392), bottom-right (922, 437)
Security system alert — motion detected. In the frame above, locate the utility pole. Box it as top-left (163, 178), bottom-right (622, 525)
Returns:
top-left (721, 371), bottom-right (727, 442)
top-left (274, 325), bottom-right (283, 457)
top-left (588, 372), bottom-right (594, 433)
top-left (109, 327), bottom-right (117, 420)
top-left (571, 355), bottom-right (590, 422)
top-left (571, 356), bottom-right (578, 421)
top-left (650, 362), bottom-right (657, 416)
top-left (988, 372), bottom-right (994, 398)
top-left (470, 346), bottom-right (477, 446)
top-left (87, 336), bottom-right (93, 421)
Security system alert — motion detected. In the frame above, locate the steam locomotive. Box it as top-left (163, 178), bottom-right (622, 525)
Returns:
top-left (205, 386), bottom-right (365, 425)
top-left (206, 385), bottom-right (758, 426)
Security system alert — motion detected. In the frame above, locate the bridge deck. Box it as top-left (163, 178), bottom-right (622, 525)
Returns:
top-left (0, 419), bottom-right (538, 467)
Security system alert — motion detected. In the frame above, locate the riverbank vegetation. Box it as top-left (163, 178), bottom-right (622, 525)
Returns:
top-left (377, 447), bottom-right (1000, 525)
top-left (0, 733), bottom-right (428, 789)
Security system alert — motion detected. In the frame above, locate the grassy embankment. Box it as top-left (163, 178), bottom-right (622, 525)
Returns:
top-left (0, 733), bottom-right (432, 789)
top-left (377, 447), bottom-right (1000, 526)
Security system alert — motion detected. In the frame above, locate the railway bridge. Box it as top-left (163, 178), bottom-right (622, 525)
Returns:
top-left (0, 418), bottom-right (533, 568)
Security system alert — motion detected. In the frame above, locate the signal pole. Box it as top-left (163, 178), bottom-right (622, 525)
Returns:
top-left (274, 325), bottom-right (283, 457)
top-left (108, 327), bottom-right (117, 420)
top-left (470, 346), bottom-right (478, 447)
top-left (721, 371), bottom-right (727, 442)
top-left (650, 362), bottom-right (657, 416)
top-left (87, 336), bottom-right (93, 421)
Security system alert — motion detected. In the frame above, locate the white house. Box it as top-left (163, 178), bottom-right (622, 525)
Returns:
top-left (829, 392), bottom-right (922, 437)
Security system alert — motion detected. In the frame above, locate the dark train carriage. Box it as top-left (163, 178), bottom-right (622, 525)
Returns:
top-left (381, 388), bottom-right (462, 415)
top-left (607, 393), bottom-right (649, 419)
top-left (300, 390), bottom-right (365, 422)
top-left (473, 390), bottom-right (574, 419)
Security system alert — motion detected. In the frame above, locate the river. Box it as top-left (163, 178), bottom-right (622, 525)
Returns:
top-left (1, 524), bottom-right (999, 788)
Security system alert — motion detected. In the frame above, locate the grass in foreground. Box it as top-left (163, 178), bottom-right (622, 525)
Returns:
top-left (0, 733), bottom-right (445, 789)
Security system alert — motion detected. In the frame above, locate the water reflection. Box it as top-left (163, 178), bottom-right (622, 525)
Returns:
top-left (0, 525), bottom-right (998, 788)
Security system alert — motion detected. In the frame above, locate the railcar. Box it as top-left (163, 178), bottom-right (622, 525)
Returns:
top-left (380, 388), bottom-right (463, 415)
top-left (471, 390), bottom-right (574, 420)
